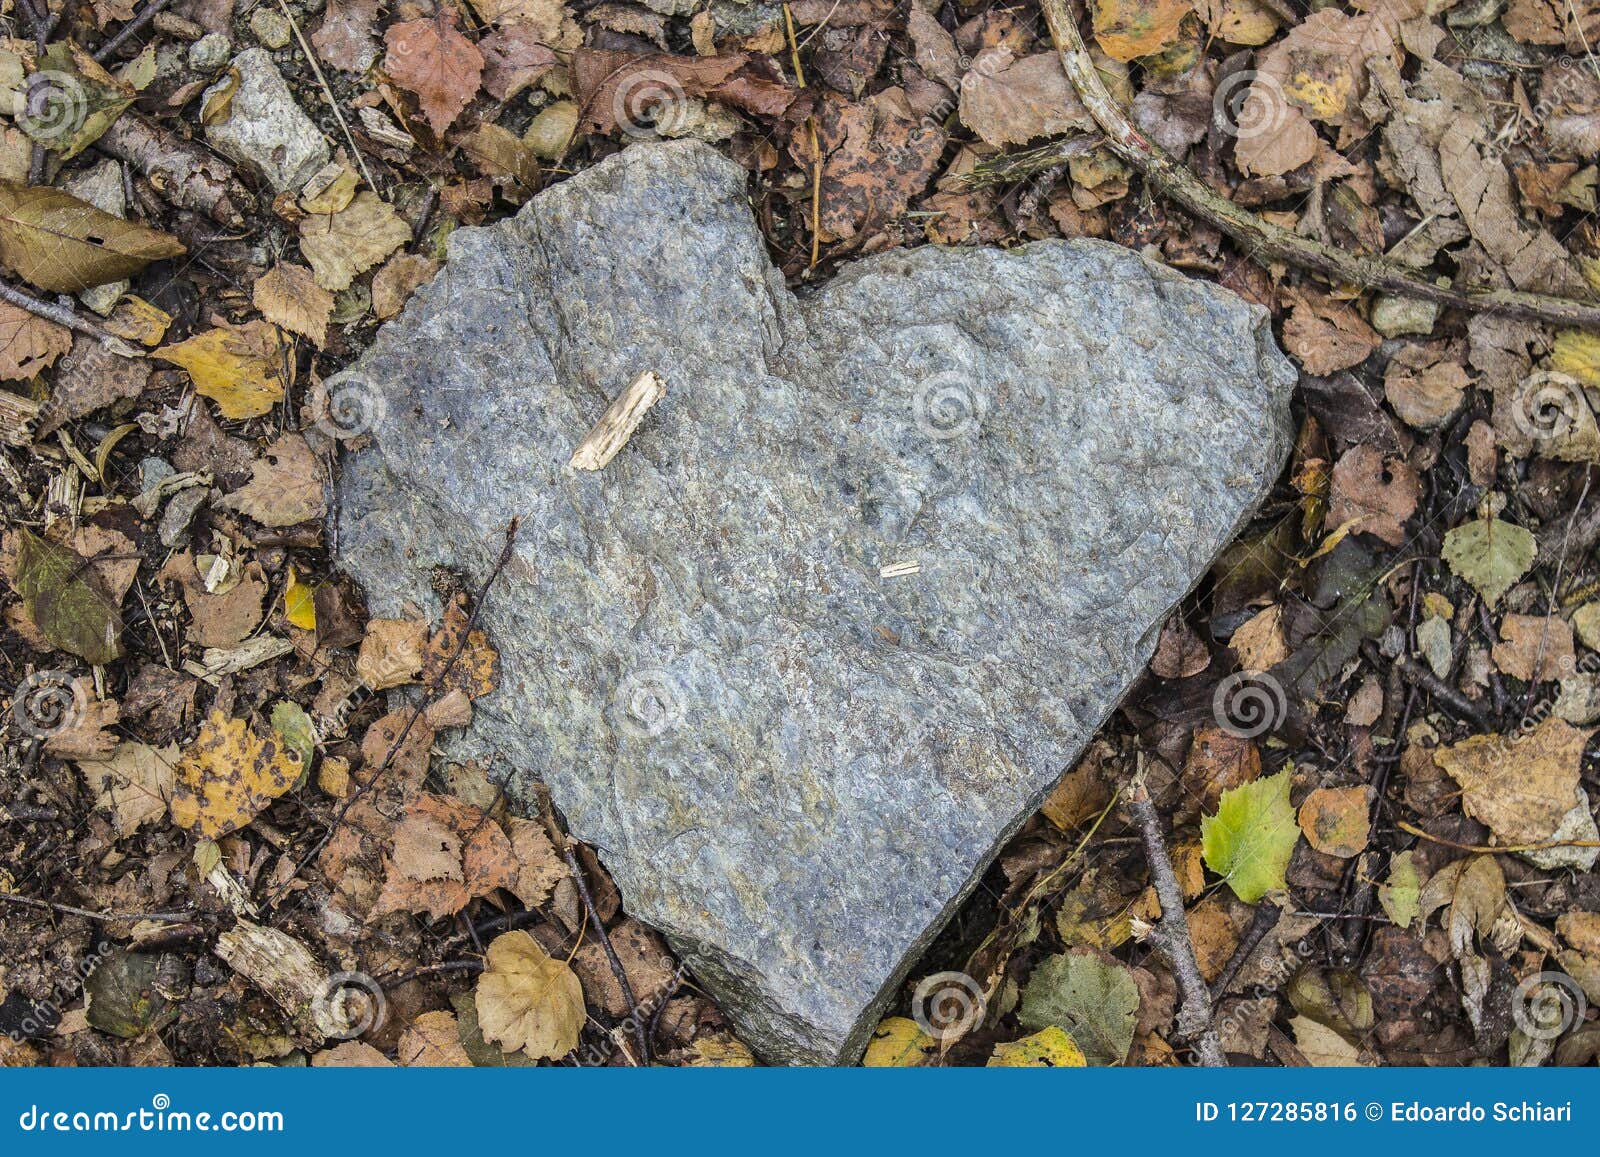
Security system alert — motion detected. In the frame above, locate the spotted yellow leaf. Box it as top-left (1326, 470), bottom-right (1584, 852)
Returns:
top-left (170, 709), bottom-right (304, 838)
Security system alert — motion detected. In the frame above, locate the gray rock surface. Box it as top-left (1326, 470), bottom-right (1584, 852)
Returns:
top-left (336, 141), bottom-right (1296, 1064)
top-left (202, 49), bottom-right (328, 192)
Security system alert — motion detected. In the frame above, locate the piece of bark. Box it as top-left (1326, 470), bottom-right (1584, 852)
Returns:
top-left (568, 371), bottom-right (667, 471)
top-left (97, 112), bottom-right (248, 227)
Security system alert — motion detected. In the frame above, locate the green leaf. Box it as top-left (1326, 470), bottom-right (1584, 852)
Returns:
top-left (987, 1025), bottom-right (1086, 1067)
top-left (1379, 849), bottom-right (1421, 929)
top-left (23, 42), bottom-right (135, 160)
top-left (1017, 950), bottom-right (1138, 1066)
top-left (1441, 517), bottom-right (1536, 608)
top-left (270, 700), bottom-right (317, 770)
top-left (11, 528), bottom-right (123, 664)
top-left (1201, 769), bottom-right (1299, 904)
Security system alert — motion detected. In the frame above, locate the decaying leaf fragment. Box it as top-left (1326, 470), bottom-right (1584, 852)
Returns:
top-left (157, 320), bottom-right (289, 419)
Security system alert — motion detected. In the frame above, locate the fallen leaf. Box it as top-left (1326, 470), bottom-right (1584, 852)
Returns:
top-left (1017, 950), bottom-right (1139, 1066)
top-left (1384, 343), bottom-right (1470, 431)
top-left (1441, 516), bottom-right (1537, 607)
top-left (506, 817), bottom-right (567, 908)
top-left (157, 320), bottom-right (288, 419)
top-left (372, 792), bottom-right (518, 921)
top-left (397, 1010), bottom-right (473, 1066)
top-left (1379, 849), bottom-right (1421, 929)
top-left (219, 434), bottom-right (327, 527)
top-left (1492, 613), bottom-right (1575, 683)
top-left (0, 298), bottom-right (71, 379)
top-left (357, 617), bottom-right (428, 689)
top-left (384, 10), bottom-right (484, 136)
top-left (478, 26), bottom-right (560, 101)
top-left (0, 180), bottom-right (183, 292)
top-left (420, 594), bottom-right (500, 700)
top-left (862, 1016), bottom-right (936, 1066)
top-left (681, 1034), bottom-right (756, 1066)
top-left (1230, 603), bottom-right (1289, 671)
top-left (1283, 291), bottom-right (1381, 375)
top-left (1150, 614), bottom-right (1210, 678)
top-left (988, 1024), bottom-right (1087, 1067)
top-left (372, 253), bottom-right (440, 319)
top-left (1291, 1014), bottom-right (1364, 1065)
top-left (1090, 0), bottom-right (1194, 62)
top-left (957, 47), bottom-right (1095, 147)
top-left (299, 191), bottom-right (411, 292)
top-left (40, 677), bottom-right (119, 759)
top-left (1296, 785), bottom-right (1372, 858)
top-left (312, 0), bottom-right (381, 74)
top-left (284, 568), bottom-right (317, 630)
top-left (474, 929), bottom-right (585, 1060)
top-left (7, 527), bottom-right (124, 664)
top-left (312, 1041), bottom-right (393, 1066)
top-left (1201, 769), bottom-right (1299, 903)
top-left (1435, 717), bottom-right (1588, 846)
top-left (170, 709), bottom-right (306, 838)
top-left (253, 264), bottom-right (334, 348)
top-left (799, 89), bottom-right (943, 243)
top-left (571, 49), bottom-right (806, 135)
top-left (79, 740), bottom-right (177, 836)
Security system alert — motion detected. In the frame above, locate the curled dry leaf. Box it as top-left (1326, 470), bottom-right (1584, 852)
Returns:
top-left (371, 791), bottom-right (519, 921)
top-left (79, 740), bottom-right (178, 836)
top-left (299, 191), bottom-right (412, 292)
top-left (0, 181), bottom-right (184, 292)
top-left (474, 930), bottom-right (585, 1060)
top-left (170, 708), bottom-right (306, 838)
top-left (356, 617), bottom-right (429, 690)
top-left (219, 434), bottom-right (328, 528)
top-left (1435, 717), bottom-right (1588, 847)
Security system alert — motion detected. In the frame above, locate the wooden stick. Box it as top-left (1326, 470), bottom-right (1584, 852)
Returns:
top-left (0, 278), bottom-right (143, 356)
top-left (1038, 0), bottom-right (1600, 331)
top-left (569, 371), bottom-right (667, 471)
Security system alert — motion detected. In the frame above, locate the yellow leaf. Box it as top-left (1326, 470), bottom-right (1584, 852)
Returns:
top-left (103, 295), bottom-right (172, 347)
top-left (299, 191), bottom-right (411, 292)
top-left (1090, 0), bottom-right (1194, 62)
top-left (987, 1025), bottom-right (1087, 1067)
top-left (170, 709), bottom-right (305, 838)
top-left (681, 1034), bottom-right (757, 1066)
top-left (158, 320), bottom-right (287, 418)
top-left (474, 930), bottom-right (585, 1060)
top-left (1552, 330), bottom-right (1600, 387)
top-left (0, 180), bottom-right (184, 292)
top-left (284, 567), bottom-right (317, 630)
top-left (861, 1016), bottom-right (936, 1066)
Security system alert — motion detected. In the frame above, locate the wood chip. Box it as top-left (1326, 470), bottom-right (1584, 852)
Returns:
top-left (569, 370), bottom-right (667, 470)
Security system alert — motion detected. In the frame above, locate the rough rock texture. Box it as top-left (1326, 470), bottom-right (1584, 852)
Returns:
top-left (337, 141), bottom-right (1296, 1064)
top-left (202, 49), bottom-right (329, 192)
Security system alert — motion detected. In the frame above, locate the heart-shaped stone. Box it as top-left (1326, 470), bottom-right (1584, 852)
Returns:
top-left (336, 141), bottom-right (1295, 1063)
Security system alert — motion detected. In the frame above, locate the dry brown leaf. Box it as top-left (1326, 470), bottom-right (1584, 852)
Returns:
top-left (1435, 718), bottom-right (1589, 846)
top-left (1558, 911), bottom-right (1600, 956)
top-left (0, 298), bottom-right (71, 380)
top-left (0, 181), bottom-right (184, 292)
top-left (158, 320), bottom-right (288, 419)
top-left (79, 740), bottom-right (178, 835)
top-left (357, 617), bottom-right (429, 690)
top-left (1383, 343), bottom-right (1470, 431)
top-left (384, 10), bottom-right (484, 136)
top-left (1492, 613), bottom-right (1575, 683)
top-left (1230, 603), bottom-right (1289, 671)
top-left (299, 191), bottom-right (411, 292)
top-left (479, 25), bottom-right (560, 101)
top-left (312, 0), bottom-right (381, 73)
top-left (957, 48), bottom-right (1096, 148)
top-left (474, 930), bottom-right (585, 1060)
top-left (253, 264), bottom-right (334, 348)
top-left (572, 48), bottom-right (806, 135)
top-left (312, 1041), bottom-right (393, 1066)
top-left (1504, 0), bottom-right (1600, 51)
top-left (1183, 725), bottom-right (1260, 815)
top-left (160, 552), bottom-right (267, 649)
top-left (170, 709), bottom-right (306, 838)
top-left (372, 253), bottom-right (441, 319)
top-left (41, 678), bottom-right (119, 760)
top-left (1297, 785), bottom-right (1372, 858)
top-left (802, 89), bottom-right (944, 243)
top-left (1282, 291), bottom-right (1380, 375)
top-left (219, 434), bottom-right (327, 527)
top-left (1090, 0), bottom-right (1194, 62)
top-left (469, 0), bottom-right (582, 48)
top-left (421, 594), bottom-right (500, 700)
top-left (397, 1010), bottom-right (473, 1066)
top-left (371, 792), bottom-right (519, 921)
top-left (1150, 614), bottom-right (1210, 679)
top-left (1040, 742), bottom-right (1113, 831)
top-left (35, 334), bottom-right (151, 435)
top-left (506, 816), bottom-right (568, 908)
top-left (1328, 444), bottom-right (1419, 546)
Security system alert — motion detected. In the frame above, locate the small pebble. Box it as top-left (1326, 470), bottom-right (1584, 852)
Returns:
top-left (188, 33), bottom-right (233, 73)
top-left (250, 8), bottom-right (293, 50)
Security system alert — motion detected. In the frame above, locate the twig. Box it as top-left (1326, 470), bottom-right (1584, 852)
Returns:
top-left (92, 0), bottom-right (176, 62)
top-left (1208, 899), bottom-right (1281, 1001)
top-left (0, 278), bottom-right (144, 356)
top-left (1127, 761), bottom-right (1228, 1067)
top-left (0, 892), bottom-right (194, 923)
top-left (1038, 0), bottom-right (1600, 331)
top-left (271, 519), bottom-right (521, 903)
top-left (1370, 641), bottom-right (1490, 728)
top-left (783, 3), bottom-right (822, 270)
top-left (274, 0), bottom-right (382, 197)
top-left (1396, 819), bottom-right (1600, 854)
top-left (562, 842), bottom-right (651, 1065)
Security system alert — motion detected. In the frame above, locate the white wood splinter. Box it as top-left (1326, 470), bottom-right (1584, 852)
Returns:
top-left (568, 370), bottom-right (668, 471)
